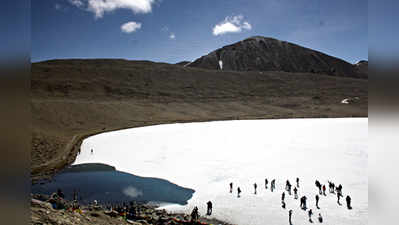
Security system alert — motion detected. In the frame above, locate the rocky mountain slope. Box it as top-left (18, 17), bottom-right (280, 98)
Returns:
top-left (188, 36), bottom-right (367, 78)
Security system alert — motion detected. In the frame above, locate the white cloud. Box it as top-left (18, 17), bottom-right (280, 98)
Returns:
top-left (87, 0), bottom-right (155, 18)
top-left (123, 186), bottom-right (143, 198)
top-left (121, 21), bottom-right (142, 33)
top-left (67, 0), bottom-right (156, 18)
top-left (69, 0), bottom-right (84, 8)
top-left (169, 33), bottom-right (176, 39)
top-left (212, 15), bottom-right (252, 36)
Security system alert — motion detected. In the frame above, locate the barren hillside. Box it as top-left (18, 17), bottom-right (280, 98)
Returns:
top-left (31, 59), bottom-right (368, 181)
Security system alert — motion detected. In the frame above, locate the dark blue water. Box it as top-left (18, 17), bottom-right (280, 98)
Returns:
top-left (32, 163), bottom-right (194, 205)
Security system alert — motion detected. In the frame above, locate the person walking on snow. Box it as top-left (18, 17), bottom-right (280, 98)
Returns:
top-left (289, 209), bottom-right (293, 225)
top-left (296, 177), bottom-right (300, 188)
top-left (237, 187), bottom-right (241, 198)
top-left (287, 182), bottom-right (292, 195)
top-left (271, 179), bottom-right (276, 192)
top-left (254, 183), bottom-right (257, 194)
top-left (294, 187), bottom-right (298, 199)
top-left (206, 201), bottom-right (212, 215)
top-left (229, 182), bottom-right (233, 193)
top-left (322, 185), bottom-right (326, 196)
top-left (300, 196), bottom-right (307, 209)
top-left (265, 178), bottom-right (268, 189)
top-left (346, 195), bottom-right (352, 209)
top-left (308, 209), bottom-right (313, 223)
top-left (337, 191), bottom-right (343, 205)
top-left (318, 213), bottom-right (323, 223)
top-left (282, 192), bottom-right (286, 201)
top-left (315, 180), bottom-right (322, 194)
top-left (315, 194), bottom-right (320, 209)
top-left (286, 180), bottom-right (291, 191)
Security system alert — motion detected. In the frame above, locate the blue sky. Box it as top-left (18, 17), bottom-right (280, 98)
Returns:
top-left (32, 0), bottom-right (368, 64)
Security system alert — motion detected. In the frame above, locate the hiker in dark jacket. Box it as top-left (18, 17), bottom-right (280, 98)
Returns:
top-left (191, 207), bottom-right (199, 222)
top-left (229, 182), bottom-right (233, 193)
top-left (300, 196), bottom-right (307, 209)
top-left (271, 179), bottom-right (276, 192)
top-left (286, 180), bottom-right (291, 191)
top-left (237, 187), bottom-right (241, 198)
top-left (254, 183), bottom-right (258, 194)
top-left (206, 201), bottom-right (213, 215)
top-left (308, 209), bottom-right (313, 223)
top-left (296, 177), bottom-right (300, 187)
top-left (289, 209), bottom-right (293, 225)
top-left (294, 187), bottom-right (298, 199)
top-left (282, 192), bottom-right (286, 201)
top-left (346, 195), bottom-right (352, 209)
top-left (318, 213), bottom-right (323, 223)
top-left (315, 194), bottom-right (320, 209)
top-left (337, 192), bottom-right (343, 205)
top-left (315, 180), bottom-right (322, 194)
top-left (265, 178), bottom-right (268, 189)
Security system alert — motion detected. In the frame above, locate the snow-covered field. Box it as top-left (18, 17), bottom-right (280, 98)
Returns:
top-left (74, 118), bottom-right (368, 225)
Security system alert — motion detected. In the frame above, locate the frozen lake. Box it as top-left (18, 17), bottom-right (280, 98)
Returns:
top-left (74, 118), bottom-right (368, 225)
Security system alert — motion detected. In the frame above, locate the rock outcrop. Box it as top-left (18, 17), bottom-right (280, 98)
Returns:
top-left (188, 36), bottom-right (367, 78)
top-left (353, 60), bottom-right (368, 78)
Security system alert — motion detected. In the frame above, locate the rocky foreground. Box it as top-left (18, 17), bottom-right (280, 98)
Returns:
top-left (31, 194), bottom-right (230, 225)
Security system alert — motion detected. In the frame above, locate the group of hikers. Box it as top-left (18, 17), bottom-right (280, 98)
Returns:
top-left (225, 178), bottom-right (353, 224)
top-left (190, 201), bottom-right (213, 222)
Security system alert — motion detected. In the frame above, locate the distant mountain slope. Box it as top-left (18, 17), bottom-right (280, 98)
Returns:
top-left (188, 36), bottom-right (367, 78)
top-left (175, 61), bottom-right (191, 66)
top-left (354, 60), bottom-right (368, 77)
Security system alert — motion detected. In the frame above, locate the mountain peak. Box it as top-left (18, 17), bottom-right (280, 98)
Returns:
top-left (188, 36), bottom-right (367, 78)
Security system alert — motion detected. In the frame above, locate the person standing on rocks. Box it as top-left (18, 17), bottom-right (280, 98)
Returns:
top-left (191, 206), bottom-right (199, 222)
top-left (254, 183), bottom-right (258, 194)
top-left (206, 201), bottom-right (213, 215)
